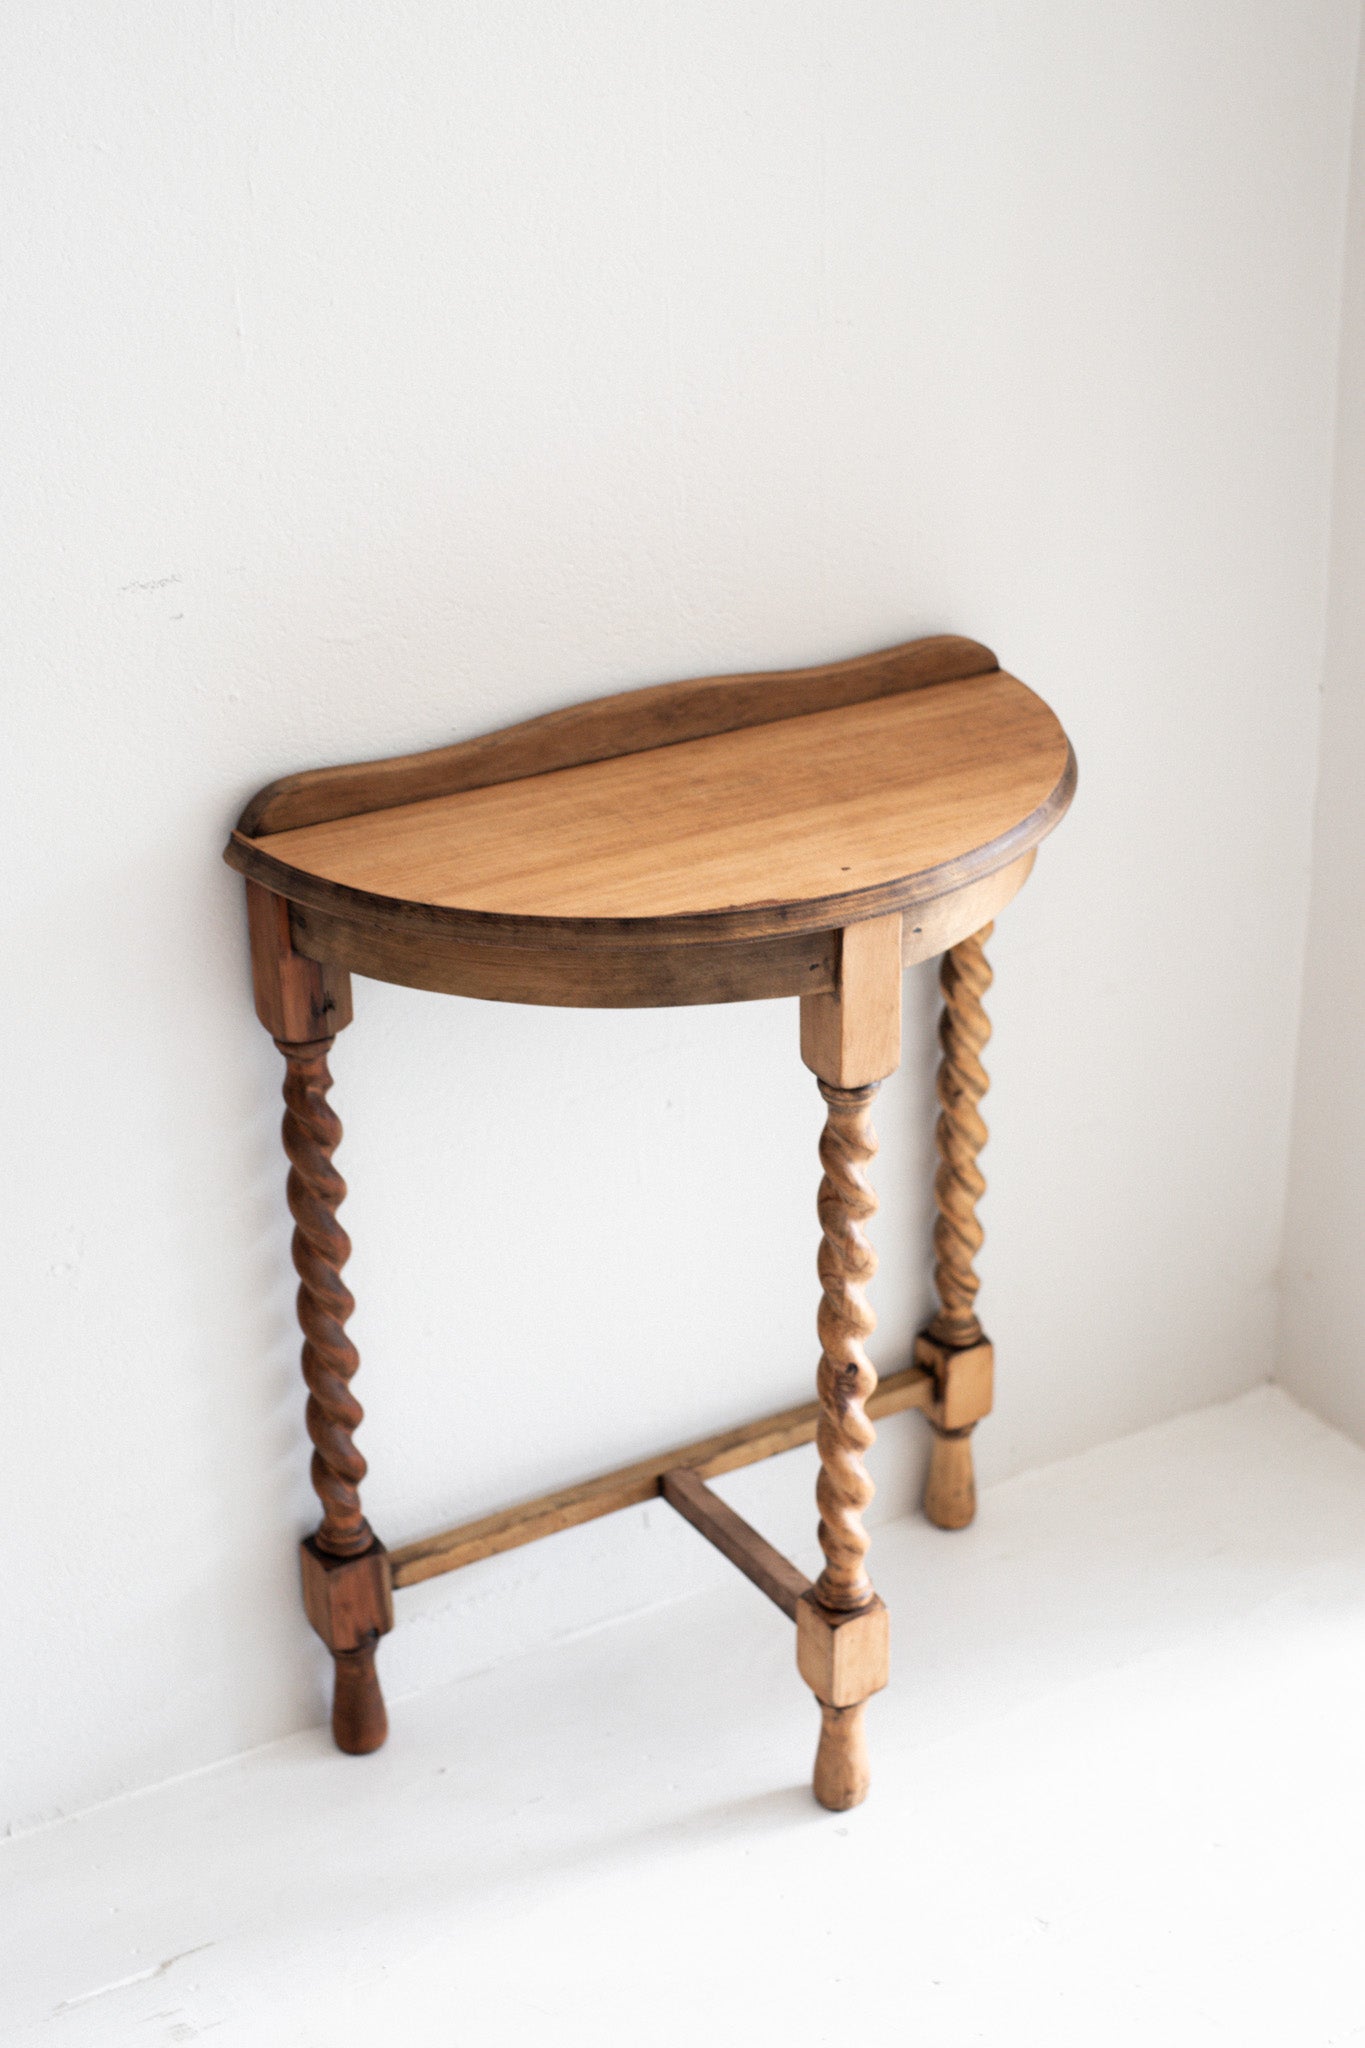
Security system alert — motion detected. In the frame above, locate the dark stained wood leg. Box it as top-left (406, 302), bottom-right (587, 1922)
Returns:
top-left (300, 1535), bottom-right (393, 1754)
top-left (916, 924), bottom-right (996, 1529)
top-left (278, 1037), bottom-right (371, 1559)
top-left (798, 917), bottom-right (900, 1809)
top-left (277, 1036), bottom-right (392, 1753)
top-left (332, 1640), bottom-right (388, 1753)
top-left (245, 880), bottom-right (392, 1752)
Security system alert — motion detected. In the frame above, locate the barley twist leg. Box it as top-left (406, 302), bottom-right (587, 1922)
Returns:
top-left (918, 927), bottom-right (995, 1529)
top-left (927, 927), bottom-right (992, 1348)
top-left (813, 1081), bottom-right (881, 1612)
top-left (798, 1078), bottom-right (890, 1811)
top-left (279, 1037), bottom-right (372, 1557)
top-left (277, 1035), bottom-right (389, 1752)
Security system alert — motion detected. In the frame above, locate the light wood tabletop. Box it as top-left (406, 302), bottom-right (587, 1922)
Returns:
top-left (244, 669), bottom-right (1069, 935)
top-left (228, 639), bottom-right (1074, 964)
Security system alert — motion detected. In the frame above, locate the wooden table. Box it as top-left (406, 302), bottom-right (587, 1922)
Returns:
top-left (226, 633), bottom-right (1075, 1810)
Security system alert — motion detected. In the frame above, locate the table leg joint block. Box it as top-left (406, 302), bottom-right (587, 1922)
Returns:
top-left (799, 913), bottom-right (903, 1088)
top-left (300, 1537), bottom-right (394, 1756)
top-left (246, 878), bottom-right (352, 1043)
top-left (915, 1332), bottom-right (995, 1432)
top-left (300, 1535), bottom-right (395, 1654)
top-left (915, 1334), bottom-right (992, 1531)
top-left (796, 1591), bottom-right (889, 1708)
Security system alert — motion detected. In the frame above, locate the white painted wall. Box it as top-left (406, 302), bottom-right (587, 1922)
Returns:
top-left (3, 2), bottom-right (1356, 1835)
top-left (1279, 25), bottom-right (1365, 1438)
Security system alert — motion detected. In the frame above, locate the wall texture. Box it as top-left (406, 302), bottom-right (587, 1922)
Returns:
top-left (3, 1), bottom-right (1358, 1834)
top-left (1279, 22), bottom-right (1365, 1438)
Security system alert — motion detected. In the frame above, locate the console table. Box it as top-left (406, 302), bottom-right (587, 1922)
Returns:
top-left (225, 633), bottom-right (1074, 1810)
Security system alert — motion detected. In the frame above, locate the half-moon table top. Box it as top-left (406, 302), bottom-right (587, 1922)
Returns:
top-left (227, 636), bottom-right (1075, 954)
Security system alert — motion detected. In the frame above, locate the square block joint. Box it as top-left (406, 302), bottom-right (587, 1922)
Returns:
top-left (300, 1536), bottom-right (394, 1653)
top-left (799, 914), bottom-right (903, 1088)
top-left (914, 1335), bottom-right (995, 1431)
top-left (246, 880), bottom-right (353, 1043)
top-left (796, 1592), bottom-right (889, 1707)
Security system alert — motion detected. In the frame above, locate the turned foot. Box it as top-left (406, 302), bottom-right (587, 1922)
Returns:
top-left (331, 1639), bottom-right (389, 1754)
top-left (924, 1424), bottom-right (977, 1529)
top-left (797, 1592), bottom-right (888, 1809)
top-left (300, 1536), bottom-right (393, 1754)
top-left (813, 1702), bottom-right (871, 1811)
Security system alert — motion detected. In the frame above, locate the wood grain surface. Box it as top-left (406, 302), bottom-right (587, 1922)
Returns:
top-left (800, 913), bottom-right (903, 1088)
top-left (231, 673), bottom-right (1070, 949)
top-left (660, 1467), bottom-right (813, 1619)
top-left (236, 633), bottom-right (998, 836)
top-left (288, 901), bottom-right (839, 1008)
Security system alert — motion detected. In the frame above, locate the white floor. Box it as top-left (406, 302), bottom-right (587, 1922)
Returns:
top-left (7, 1386), bottom-right (1365, 2047)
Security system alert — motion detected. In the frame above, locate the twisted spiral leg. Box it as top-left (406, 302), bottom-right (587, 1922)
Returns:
top-left (276, 1035), bottom-right (391, 1754)
top-left (919, 926), bottom-right (995, 1530)
top-left (798, 1076), bottom-right (890, 1810)
top-left (813, 1079), bottom-right (881, 1613)
top-left (277, 1036), bottom-right (373, 1559)
top-left (927, 926), bottom-right (993, 1350)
